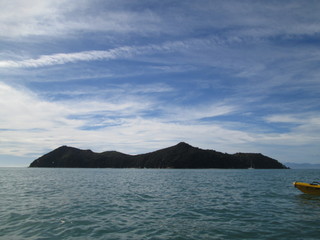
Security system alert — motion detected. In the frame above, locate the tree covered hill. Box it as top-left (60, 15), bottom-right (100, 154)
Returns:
top-left (29, 142), bottom-right (288, 169)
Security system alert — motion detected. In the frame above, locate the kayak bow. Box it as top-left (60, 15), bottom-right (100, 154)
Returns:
top-left (293, 181), bottom-right (320, 196)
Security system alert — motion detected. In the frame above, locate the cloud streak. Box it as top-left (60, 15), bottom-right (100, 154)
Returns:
top-left (0, 40), bottom-right (190, 68)
top-left (0, 47), bottom-right (137, 68)
top-left (0, 36), bottom-right (267, 69)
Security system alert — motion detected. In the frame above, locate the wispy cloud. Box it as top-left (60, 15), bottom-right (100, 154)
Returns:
top-left (0, 82), bottom-right (244, 156)
top-left (0, 47), bottom-right (136, 68)
top-left (0, 36), bottom-right (268, 70)
top-left (0, 41), bottom-right (189, 68)
top-left (0, 0), bottom-right (163, 38)
top-left (2, 81), bottom-right (319, 163)
top-left (1, 0), bottom-right (319, 40)
top-left (261, 113), bottom-right (320, 147)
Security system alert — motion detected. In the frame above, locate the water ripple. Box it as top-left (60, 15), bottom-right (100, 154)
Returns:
top-left (1, 168), bottom-right (320, 239)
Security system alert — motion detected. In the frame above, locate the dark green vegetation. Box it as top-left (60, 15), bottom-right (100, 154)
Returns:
top-left (29, 142), bottom-right (288, 169)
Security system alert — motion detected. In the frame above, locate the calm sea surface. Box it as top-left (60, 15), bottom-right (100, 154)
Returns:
top-left (1, 168), bottom-right (320, 240)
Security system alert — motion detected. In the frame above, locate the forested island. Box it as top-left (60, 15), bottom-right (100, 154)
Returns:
top-left (29, 142), bottom-right (288, 169)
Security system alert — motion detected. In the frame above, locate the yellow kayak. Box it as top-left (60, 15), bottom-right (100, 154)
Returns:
top-left (293, 182), bottom-right (320, 195)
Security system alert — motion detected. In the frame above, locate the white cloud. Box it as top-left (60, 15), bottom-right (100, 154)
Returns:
top-left (0, 0), bottom-right (69, 37)
top-left (0, 42), bottom-right (184, 68)
top-left (0, 82), bottom-right (74, 130)
top-left (0, 47), bottom-right (136, 68)
top-left (1, 81), bottom-right (319, 164)
top-left (0, 0), bottom-right (162, 38)
top-left (161, 104), bottom-right (236, 123)
top-left (2, 0), bottom-right (319, 40)
top-left (265, 113), bottom-right (320, 130)
top-left (261, 113), bottom-right (320, 146)
top-left (0, 37), bottom-right (255, 69)
top-left (0, 81), bottom-right (249, 157)
top-left (265, 115), bottom-right (303, 124)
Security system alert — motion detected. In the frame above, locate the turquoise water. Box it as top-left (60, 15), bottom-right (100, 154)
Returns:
top-left (1, 168), bottom-right (320, 240)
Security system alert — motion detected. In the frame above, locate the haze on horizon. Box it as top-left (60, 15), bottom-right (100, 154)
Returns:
top-left (0, 0), bottom-right (320, 167)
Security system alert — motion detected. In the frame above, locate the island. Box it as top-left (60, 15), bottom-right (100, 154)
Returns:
top-left (29, 142), bottom-right (288, 169)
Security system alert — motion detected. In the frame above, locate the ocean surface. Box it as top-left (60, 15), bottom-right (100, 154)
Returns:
top-left (1, 168), bottom-right (320, 240)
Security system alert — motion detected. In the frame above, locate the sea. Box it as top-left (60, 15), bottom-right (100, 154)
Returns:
top-left (0, 168), bottom-right (320, 240)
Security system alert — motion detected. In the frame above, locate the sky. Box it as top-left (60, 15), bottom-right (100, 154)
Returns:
top-left (0, 0), bottom-right (320, 166)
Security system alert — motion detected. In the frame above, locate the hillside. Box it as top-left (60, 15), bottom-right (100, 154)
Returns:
top-left (29, 142), bottom-right (288, 169)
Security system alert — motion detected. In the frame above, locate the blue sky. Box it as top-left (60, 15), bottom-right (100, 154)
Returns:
top-left (1, 0), bottom-right (320, 166)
